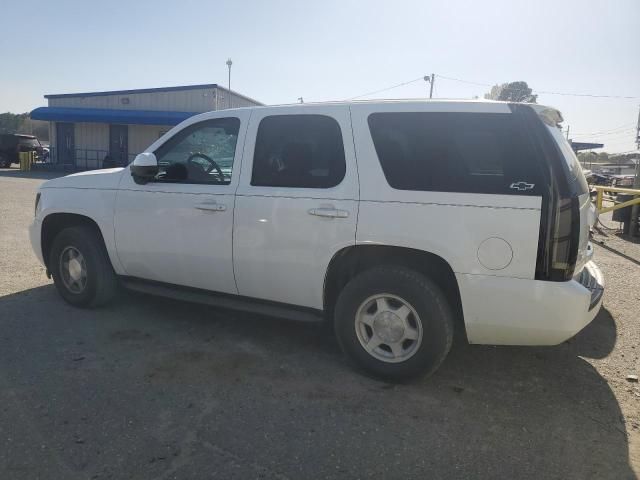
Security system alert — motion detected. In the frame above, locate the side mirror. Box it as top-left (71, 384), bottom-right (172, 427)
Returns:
top-left (130, 153), bottom-right (158, 184)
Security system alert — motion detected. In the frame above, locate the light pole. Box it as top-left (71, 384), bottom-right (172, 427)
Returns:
top-left (226, 58), bottom-right (233, 108)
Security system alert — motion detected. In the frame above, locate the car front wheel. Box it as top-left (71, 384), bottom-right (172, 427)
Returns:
top-left (334, 266), bottom-right (454, 381)
top-left (49, 226), bottom-right (117, 307)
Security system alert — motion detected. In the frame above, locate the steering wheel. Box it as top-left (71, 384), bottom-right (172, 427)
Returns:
top-left (186, 152), bottom-right (225, 182)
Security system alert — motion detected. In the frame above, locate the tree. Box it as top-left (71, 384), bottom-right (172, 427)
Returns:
top-left (484, 81), bottom-right (537, 103)
top-left (0, 112), bottom-right (49, 141)
top-left (0, 112), bottom-right (28, 133)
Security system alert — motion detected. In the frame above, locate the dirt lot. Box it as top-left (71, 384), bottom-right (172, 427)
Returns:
top-left (1, 167), bottom-right (639, 480)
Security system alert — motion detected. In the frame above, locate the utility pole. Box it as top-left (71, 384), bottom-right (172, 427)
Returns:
top-left (631, 104), bottom-right (640, 237)
top-left (430, 73), bottom-right (434, 99)
top-left (424, 74), bottom-right (435, 99)
top-left (226, 58), bottom-right (233, 109)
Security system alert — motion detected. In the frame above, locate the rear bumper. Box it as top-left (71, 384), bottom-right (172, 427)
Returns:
top-left (578, 261), bottom-right (604, 311)
top-left (457, 261), bottom-right (604, 346)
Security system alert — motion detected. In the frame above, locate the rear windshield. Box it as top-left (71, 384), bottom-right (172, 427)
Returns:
top-left (544, 124), bottom-right (589, 196)
top-left (18, 137), bottom-right (40, 148)
top-left (368, 112), bottom-right (544, 195)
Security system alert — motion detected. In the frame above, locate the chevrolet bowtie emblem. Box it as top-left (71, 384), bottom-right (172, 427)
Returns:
top-left (510, 181), bottom-right (535, 191)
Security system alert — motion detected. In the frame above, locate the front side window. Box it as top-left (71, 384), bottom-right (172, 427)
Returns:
top-left (154, 117), bottom-right (240, 184)
top-left (251, 114), bottom-right (346, 188)
top-left (368, 112), bottom-right (544, 195)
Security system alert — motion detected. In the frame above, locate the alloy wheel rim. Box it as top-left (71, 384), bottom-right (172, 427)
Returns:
top-left (59, 246), bottom-right (87, 294)
top-left (355, 293), bottom-right (423, 363)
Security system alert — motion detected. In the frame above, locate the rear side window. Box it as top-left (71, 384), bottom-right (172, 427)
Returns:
top-left (251, 114), bottom-right (346, 188)
top-left (368, 112), bottom-right (543, 195)
top-left (544, 123), bottom-right (589, 195)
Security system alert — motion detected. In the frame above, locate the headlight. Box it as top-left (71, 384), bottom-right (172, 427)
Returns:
top-left (34, 192), bottom-right (41, 217)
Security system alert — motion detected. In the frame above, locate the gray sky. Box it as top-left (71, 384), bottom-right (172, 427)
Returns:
top-left (1, 0), bottom-right (638, 152)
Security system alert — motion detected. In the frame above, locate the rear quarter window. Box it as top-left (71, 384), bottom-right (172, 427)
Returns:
top-left (368, 112), bottom-right (544, 195)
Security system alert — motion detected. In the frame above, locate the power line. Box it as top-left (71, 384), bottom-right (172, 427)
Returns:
top-left (344, 72), bottom-right (640, 111)
top-left (435, 74), bottom-right (640, 99)
top-left (571, 123), bottom-right (636, 136)
top-left (347, 77), bottom-right (425, 100)
top-left (574, 129), bottom-right (636, 140)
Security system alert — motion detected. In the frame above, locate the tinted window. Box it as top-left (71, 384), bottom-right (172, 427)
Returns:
top-left (251, 115), bottom-right (346, 188)
top-left (545, 123), bottom-right (589, 195)
top-left (18, 137), bottom-right (40, 148)
top-left (368, 112), bottom-right (543, 195)
top-left (154, 118), bottom-right (240, 185)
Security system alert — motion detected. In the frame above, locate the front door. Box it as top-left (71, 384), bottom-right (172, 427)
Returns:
top-left (109, 124), bottom-right (128, 166)
top-left (233, 106), bottom-right (359, 310)
top-left (56, 122), bottom-right (75, 167)
top-left (114, 112), bottom-right (249, 294)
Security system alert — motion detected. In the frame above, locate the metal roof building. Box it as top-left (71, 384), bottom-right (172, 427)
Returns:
top-left (30, 84), bottom-right (262, 170)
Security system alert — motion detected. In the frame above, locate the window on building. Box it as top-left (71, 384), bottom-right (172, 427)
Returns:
top-left (251, 115), bottom-right (346, 188)
top-left (153, 118), bottom-right (240, 185)
top-left (368, 112), bottom-right (543, 195)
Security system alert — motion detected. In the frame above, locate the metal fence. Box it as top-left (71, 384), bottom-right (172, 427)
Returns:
top-left (37, 147), bottom-right (138, 172)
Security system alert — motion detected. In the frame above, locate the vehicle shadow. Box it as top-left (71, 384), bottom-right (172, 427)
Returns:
top-left (0, 285), bottom-right (633, 480)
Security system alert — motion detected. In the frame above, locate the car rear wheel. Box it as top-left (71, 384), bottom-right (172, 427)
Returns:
top-left (49, 226), bottom-right (117, 307)
top-left (334, 266), bottom-right (454, 381)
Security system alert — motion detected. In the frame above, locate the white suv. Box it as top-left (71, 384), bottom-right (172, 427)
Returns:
top-left (29, 100), bottom-right (603, 380)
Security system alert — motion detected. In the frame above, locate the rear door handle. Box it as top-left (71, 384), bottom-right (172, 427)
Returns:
top-left (308, 207), bottom-right (349, 218)
top-left (195, 202), bottom-right (226, 212)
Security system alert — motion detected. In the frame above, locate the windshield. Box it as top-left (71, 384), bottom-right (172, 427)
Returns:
top-left (545, 124), bottom-right (589, 195)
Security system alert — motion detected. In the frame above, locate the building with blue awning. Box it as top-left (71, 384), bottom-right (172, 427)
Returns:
top-left (30, 84), bottom-right (261, 170)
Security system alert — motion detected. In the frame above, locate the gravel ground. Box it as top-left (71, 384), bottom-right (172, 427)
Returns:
top-left (0, 167), bottom-right (639, 479)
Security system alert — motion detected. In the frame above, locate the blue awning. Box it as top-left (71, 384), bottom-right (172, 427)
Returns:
top-left (30, 106), bottom-right (198, 126)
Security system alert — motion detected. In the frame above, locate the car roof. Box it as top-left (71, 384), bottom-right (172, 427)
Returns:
top-left (0, 133), bottom-right (37, 139)
top-left (216, 98), bottom-right (561, 118)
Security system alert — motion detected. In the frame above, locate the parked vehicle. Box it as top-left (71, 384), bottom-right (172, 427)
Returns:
top-left (0, 133), bottom-right (44, 167)
top-left (611, 175), bottom-right (635, 188)
top-left (29, 100), bottom-right (603, 380)
top-left (588, 173), bottom-right (613, 186)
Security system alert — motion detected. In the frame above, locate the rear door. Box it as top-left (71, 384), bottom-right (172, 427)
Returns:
top-left (233, 106), bottom-right (358, 309)
top-left (538, 110), bottom-right (594, 276)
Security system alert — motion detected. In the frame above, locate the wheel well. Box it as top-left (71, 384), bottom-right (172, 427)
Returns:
top-left (41, 213), bottom-right (106, 270)
top-left (324, 245), bottom-right (465, 339)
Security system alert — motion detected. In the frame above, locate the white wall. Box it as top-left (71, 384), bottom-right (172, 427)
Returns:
top-left (48, 86), bottom-right (262, 113)
top-left (128, 125), bottom-right (171, 155)
top-left (75, 123), bottom-right (109, 152)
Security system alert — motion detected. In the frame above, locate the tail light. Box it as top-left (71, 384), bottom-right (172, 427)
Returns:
top-left (548, 197), bottom-right (580, 281)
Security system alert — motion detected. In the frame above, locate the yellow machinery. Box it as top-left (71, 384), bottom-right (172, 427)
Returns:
top-left (18, 151), bottom-right (36, 171)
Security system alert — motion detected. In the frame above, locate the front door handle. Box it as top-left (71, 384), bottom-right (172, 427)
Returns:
top-left (195, 202), bottom-right (226, 212)
top-left (308, 207), bottom-right (349, 218)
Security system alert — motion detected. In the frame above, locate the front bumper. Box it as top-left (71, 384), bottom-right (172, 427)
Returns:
top-left (457, 261), bottom-right (604, 346)
top-left (29, 218), bottom-right (44, 266)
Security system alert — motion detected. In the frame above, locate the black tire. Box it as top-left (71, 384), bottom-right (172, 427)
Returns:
top-left (49, 226), bottom-right (118, 307)
top-left (334, 266), bottom-right (454, 381)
